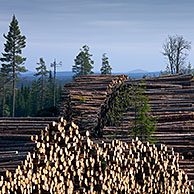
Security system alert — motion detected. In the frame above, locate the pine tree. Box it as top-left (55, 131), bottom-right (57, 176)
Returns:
top-left (56, 82), bottom-right (62, 104)
top-left (0, 15), bottom-right (26, 117)
top-left (100, 53), bottom-right (112, 75)
top-left (107, 84), bottom-right (157, 142)
top-left (0, 63), bottom-right (11, 116)
top-left (51, 59), bottom-right (62, 106)
top-left (72, 45), bottom-right (94, 77)
top-left (34, 58), bottom-right (49, 110)
top-left (46, 70), bottom-right (53, 108)
top-left (30, 81), bottom-right (40, 116)
top-left (129, 84), bottom-right (157, 142)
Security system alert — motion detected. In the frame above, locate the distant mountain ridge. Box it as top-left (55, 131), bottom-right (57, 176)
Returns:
top-left (20, 71), bottom-right (73, 77)
top-left (17, 70), bottom-right (160, 87)
top-left (128, 69), bottom-right (148, 73)
top-left (20, 70), bottom-right (158, 78)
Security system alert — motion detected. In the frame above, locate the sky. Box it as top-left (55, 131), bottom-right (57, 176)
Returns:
top-left (0, 0), bottom-right (194, 73)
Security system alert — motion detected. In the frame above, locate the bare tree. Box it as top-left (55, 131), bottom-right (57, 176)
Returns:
top-left (162, 35), bottom-right (191, 74)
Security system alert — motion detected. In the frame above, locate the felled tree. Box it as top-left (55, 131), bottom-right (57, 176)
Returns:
top-left (0, 15), bottom-right (27, 116)
top-left (100, 53), bottom-right (112, 75)
top-left (72, 45), bottom-right (94, 77)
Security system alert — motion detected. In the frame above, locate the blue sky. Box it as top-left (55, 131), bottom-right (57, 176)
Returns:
top-left (0, 0), bottom-right (194, 72)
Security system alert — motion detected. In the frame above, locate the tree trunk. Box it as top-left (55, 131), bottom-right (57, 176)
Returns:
top-left (176, 48), bottom-right (180, 73)
top-left (2, 85), bottom-right (6, 117)
top-left (41, 75), bottom-right (44, 110)
top-left (54, 65), bottom-right (56, 107)
top-left (12, 68), bottom-right (15, 117)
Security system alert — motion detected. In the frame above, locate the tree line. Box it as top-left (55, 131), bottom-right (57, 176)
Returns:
top-left (0, 16), bottom-right (62, 117)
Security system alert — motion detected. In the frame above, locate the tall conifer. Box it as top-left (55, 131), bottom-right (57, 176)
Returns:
top-left (34, 58), bottom-right (49, 110)
top-left (72, 45), bottom-right (94, 77)
top-left (0, 15), bottom-right (26, 117)
top-left (100, 53), bottom-right (112, 75)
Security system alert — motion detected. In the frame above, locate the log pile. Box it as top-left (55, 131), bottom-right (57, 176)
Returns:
top-left (59, 75), bottom-right (128, 135)
top-left (0, 119), bottom-right (192, 194)
top-left (0, 117), bottom-right (63, 177)
top-left (102, 74), bottom-right (194, 186)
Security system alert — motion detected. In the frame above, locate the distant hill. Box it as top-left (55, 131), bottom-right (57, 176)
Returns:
top-left (127, 71), bottom-right (160, 79)
top-left (128, 69), bottom-right (148, 74)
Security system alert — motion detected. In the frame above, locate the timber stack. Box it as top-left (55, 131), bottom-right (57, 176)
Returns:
top-left (0, 119), bottom-right (192, 194)
top-left (59, 75), bottom-right (127, 135)
top-left (103, 74), bottom-right (194, 186)
top-left (0, 117), bottom-right (63, 177)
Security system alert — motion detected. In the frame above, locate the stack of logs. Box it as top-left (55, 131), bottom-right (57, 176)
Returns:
top-left (0, 117), bottom-right (63, 177)
top-left (102, 74), bottom-right (194, 186)
top-left (59, 75), bottom-right (128, 135)
top-left (0, 119), bottom-right (193, 193)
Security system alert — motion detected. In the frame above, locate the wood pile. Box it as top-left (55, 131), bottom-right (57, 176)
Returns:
top-left (59, 75), bottom-right (128, 135)
top-left (0, 117), bottom-right (63, 177)
top-left (0, 119), bottom-right (192, 194)
top-left (102, 74), bottom-right (194, 187)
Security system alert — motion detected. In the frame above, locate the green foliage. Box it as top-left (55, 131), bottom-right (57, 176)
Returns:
top-left (100, 53), bottom-right (112, 75)
top-left (15, 85), bottom-right (31, 116)
top-left (34, 58), bottom-right (49, 109)
top-left (0, 15), bottom-right (26, 72)
top-left (2, 104), bottom-right (11, 117)
top-left (0, 76), bottom-right (62, 117)
top-left (0, 64), bottom-right (11, 116)
top-left (0, 15), bottom-right (27, 116)
top-left (161, 62), bottom-right (194, 76)
top-left (34, 58), bottom-right (48, 77)
top-left (46, 70), bottom-right (54, 108)
top-left (181, 62), bottom-right (194, 75)
top-left (79, 96), bottom-right (86, 102)
top-left (107, 84), bottom-right (157, 142)
top-left (35, 106), bottom-right (59, 117)
top-left (72, 45), bottom-right (94, 77)
top-left (50, 59), bottom-right (62, 107)
top-left (100, 156), bottom-right (107, 171)
top-left (129, 84), bottom-right (157, 142)
top-left (9, 80), bottom-right (62, 117)
top-left (107, 90), bottom-right (125, 127)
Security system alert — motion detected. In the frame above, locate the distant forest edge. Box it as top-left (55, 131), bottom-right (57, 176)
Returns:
top-left (17, 71), bottom-right (160, 87)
